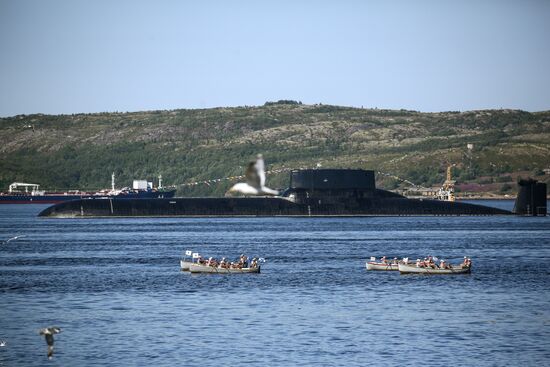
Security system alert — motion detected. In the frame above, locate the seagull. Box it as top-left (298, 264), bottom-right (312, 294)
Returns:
top-left (1, 235), bottom-right (24, 245)
top-left (227, 154), bottom-right (279, 196)
top-left (39, 327), bottom-right (61, 359)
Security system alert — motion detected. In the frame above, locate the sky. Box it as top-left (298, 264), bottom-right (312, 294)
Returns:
top-left (1, 0), bottom-right (549, 116)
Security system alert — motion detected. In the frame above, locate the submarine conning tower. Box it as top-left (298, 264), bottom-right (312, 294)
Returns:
top-left (283, 169), bottom-right (403, 204)
top-left (513, 179), bottom-right (547, 216)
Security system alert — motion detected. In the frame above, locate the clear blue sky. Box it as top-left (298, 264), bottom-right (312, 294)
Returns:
top-left (1, 0), bottom-right (549, 116)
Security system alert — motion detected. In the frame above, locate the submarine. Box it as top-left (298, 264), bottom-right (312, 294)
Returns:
top-left (37, 169), bottom-right (545, 218)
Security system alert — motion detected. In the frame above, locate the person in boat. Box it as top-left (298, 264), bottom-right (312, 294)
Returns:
top-left (206, 257), bottom-right (216, 267)
top-left (415, 259), bottom-right (421, 267)
top-left (239, 254), bottom-right (248, 268)
top-left (439, 259), bottom-right (447, 269)
top-left (381, 256), bottom-right (387, 264)
top-left (250, 258), bottom-right (258, 268)
top-left (462, 257), bottom-right (471, 268)
top-left (219, 257), bottom-right (227, 268)
top-left (392, 257), bottom-right (398, 265)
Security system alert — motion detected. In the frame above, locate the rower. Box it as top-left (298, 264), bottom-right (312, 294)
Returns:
top-left (239, 254), bottom-right (248, 267)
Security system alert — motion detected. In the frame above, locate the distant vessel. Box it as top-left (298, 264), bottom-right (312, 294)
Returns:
top-left (0, 173), bottom-right (175, 204)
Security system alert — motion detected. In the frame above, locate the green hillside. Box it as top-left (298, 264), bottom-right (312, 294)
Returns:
top-left (1, 101), bottom-right (549, 197)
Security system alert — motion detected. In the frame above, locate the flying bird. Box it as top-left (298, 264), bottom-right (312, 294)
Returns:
top-left (39, 327), bottom-right (61, 359)
top-left (227, 154), bottom-right (279, 196)
top-left (1, 235), bottom-right (24, 245)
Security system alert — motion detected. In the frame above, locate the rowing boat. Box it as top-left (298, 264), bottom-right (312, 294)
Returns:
top-left (365, 261), bottom-right (399, 271)
top-left (398, 262), bottom-right (471, 274)
top-left (188, 263), bottom-right (261, 274)
top-left (366, 256), bottom-right (408, 271)
top-left (180, 260), bottom-right (194, 271)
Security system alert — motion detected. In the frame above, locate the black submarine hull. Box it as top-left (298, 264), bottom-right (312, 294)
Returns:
top-left (38, 196), bottom-right (510, 217)
top-left (38, 169), bottom-right (515, 218)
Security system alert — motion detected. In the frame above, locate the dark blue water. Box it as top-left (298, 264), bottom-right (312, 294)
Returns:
top-left (1, 202), bottom-right (549, 366)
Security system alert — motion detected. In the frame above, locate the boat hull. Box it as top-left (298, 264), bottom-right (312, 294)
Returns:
top-left (0, 194), bottom-right (87, 204)
top-left (38, 196), bottom-right (512, 217)
top-left (180, 260), bottom-right (193, 271)
top-left (366, 262), bottom-right (399, 271)
top-left (1, 190), bottom-right (176, 204)
top-left (398, 263), bottom-right (471, 274)
top-left (188, 263), bottom-right (260, 274)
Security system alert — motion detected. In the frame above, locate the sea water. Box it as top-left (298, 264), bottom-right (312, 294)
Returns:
top-left (0, 203), bottom-right (549, 366)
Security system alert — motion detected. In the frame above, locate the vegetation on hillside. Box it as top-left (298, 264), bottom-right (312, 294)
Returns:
top-left (1, 104), bottom-right (549, 196)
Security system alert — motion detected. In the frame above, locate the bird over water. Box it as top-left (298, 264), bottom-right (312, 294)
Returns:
top-left (227, 154), bottom-right (279, 196)
top-left (39, 327), bottom-right (61, 359)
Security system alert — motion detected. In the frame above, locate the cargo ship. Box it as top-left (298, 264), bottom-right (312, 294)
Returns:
top-left (38, 169), bottom-right (545, 217)
top-left (1, 174), bottom-right (175, 204)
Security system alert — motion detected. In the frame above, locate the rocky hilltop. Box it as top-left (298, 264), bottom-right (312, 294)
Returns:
top-left (1, 101), bottom-right (549, 196)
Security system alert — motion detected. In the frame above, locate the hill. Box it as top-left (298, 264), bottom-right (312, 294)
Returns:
top-left (1, 101), bottom-right (549, 197)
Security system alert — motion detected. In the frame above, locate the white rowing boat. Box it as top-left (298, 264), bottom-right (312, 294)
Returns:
top-left (366, 256), bottom-right (409, 271)
top-left (188, 263), bottom-right (261, 274)
top-left (398, 262), bottom-right (471, 274)
top-left (365, 262), bottom-right (399, 271)
top-left (180, 260), bottom-right (194, 271)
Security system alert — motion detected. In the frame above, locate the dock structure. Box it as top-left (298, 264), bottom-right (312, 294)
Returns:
top-left (437, 166), bottom-right (456, 202)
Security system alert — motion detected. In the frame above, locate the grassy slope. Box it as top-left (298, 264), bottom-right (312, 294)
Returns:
top-left (1, 103), bottom-right (549, 196)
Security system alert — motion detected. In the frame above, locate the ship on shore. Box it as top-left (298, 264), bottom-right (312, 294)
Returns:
top-left (38, 169), bottom-right (545, 217)
top-left (1, 173), bottom-right (175, 204)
